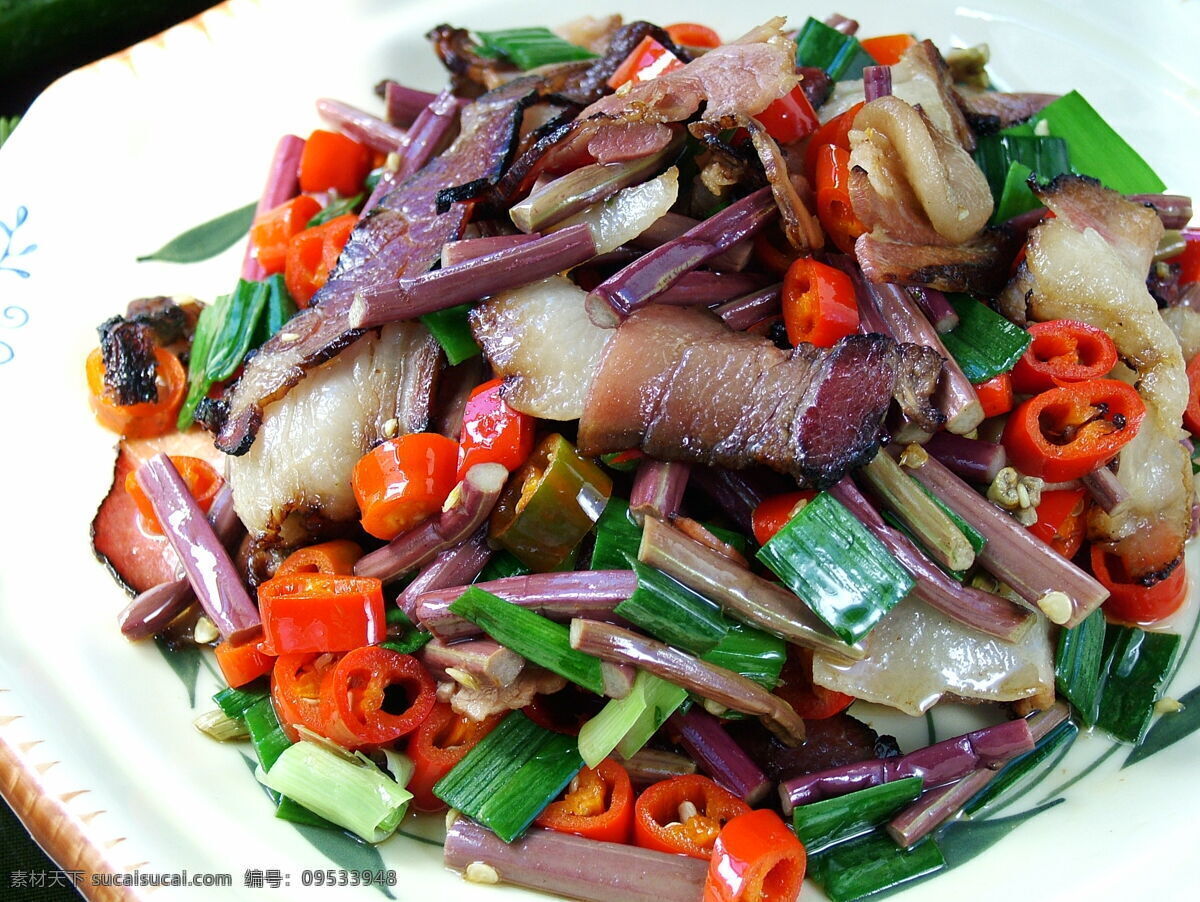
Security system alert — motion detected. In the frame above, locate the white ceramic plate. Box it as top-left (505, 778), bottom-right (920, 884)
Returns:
top-left (2, 1), bottom-right (1199, 900)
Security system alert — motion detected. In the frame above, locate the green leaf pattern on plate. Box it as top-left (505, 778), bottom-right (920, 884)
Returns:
top-left (137, 201), bottom-right (256, 263)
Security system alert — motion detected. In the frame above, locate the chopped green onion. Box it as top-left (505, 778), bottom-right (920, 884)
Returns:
top-left (257, 740), bottom-right (412, 843)
top-left (578, 670), bottom-right (688, 768)
top-left (615, 556), bottom-right (730, 655)
top-left (449, 587), bottom-right (608, 694)
top-left (807, 832), bottom-right (946, 902)
top-left (1000, 90), bottom-right (1165, 194)
top-left (475, 27), bottom-right (596, 70)
top-left (939, 295), bottom-right (1032, 383)
top-left (1055, 606), bottom-right (1106, 725)
top-left (242, 698), bottom-right (337, 828)
top-left (434, 710), bottom-right (583, 842)
top-left (307, 192), bottom-right (364, 227)
top-left (243, 697), bottom-right (292, 773)
top-left (206, 279), bottom-right (270, 381)
top-left (1095, 625), bottom-right (1182, 744)
top-left (477, 549), bottom-right (531, 582)
top-left (699, 622), bottom-right (786, 689)
top-left (179, 275), bottom-right (296, 428)
top-left (962, 718), bottom-right (1079, 819)
top-left (193, 708), bottom-right (250, 741)
top-left (973, 134), bottom-right (1070, 212)
top-left (590, 498), bottom-right (643, 571)
top-left (793, 777), bottom-right (924, 856)
top-left (420, 304), bottom-right (481, 365)
top-left (250, 274), bottom-right (297, 348)
top-left (793, 17), bottom-right (876, 81)
top-left (380, 607), bottom-right (432, 655)
top-left (756, 492), bottom-right (914, 645)
top-left (992, 162), bottom-right (1041, 223)
top-left (213, 685), bottom-right (268, 720)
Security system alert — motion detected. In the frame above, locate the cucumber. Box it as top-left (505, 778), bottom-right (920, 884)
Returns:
top-left (1, 1), bottom-right (218, 114)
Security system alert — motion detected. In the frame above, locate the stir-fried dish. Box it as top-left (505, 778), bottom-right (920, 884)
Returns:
top-left (86, 11), bottom-right (1199, 902)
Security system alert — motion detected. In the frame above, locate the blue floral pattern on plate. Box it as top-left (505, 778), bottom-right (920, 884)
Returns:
top-left (1, 205), bottom-right (35, 365)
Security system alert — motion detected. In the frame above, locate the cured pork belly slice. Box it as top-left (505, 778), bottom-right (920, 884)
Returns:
top-left (954, 88), bottom-right (1058, 135)
top-left (227, 323), bottom-right (439, 551)
top-left (92, 431), bottom-right (226, 595)
top-left (577, 306), bottom-right (729, 453)
top-left (580, 18), bottom-right (797, 126)
top-left (216, 82), bottom-right (535, 456)
top-left (1023, 176), bottom-right (1192, 579)
top-left (823, 40), bottom-right (975, 150)
top-left (578, 307), bottom-right (943, 488)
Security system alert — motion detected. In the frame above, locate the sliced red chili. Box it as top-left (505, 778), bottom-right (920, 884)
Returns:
top-left (534, 758), bottom-right (635, 844)
top-left (406, 703), bottom-right (505, 812)
top-left (1010, 319), bottom-right (1119, 394)
top-left (703, 808), bottom-right (806, 902)
top-left (1001, 379), bottom-right (1146, 482)
top-left (1028, 488), bottom-right (1088, 560)
top-left (974, 372), bottom-right (1015, 419)
top-left (1092, 547), bottom-right (1188, 626)
top-left (271, 651), bottom-right (341, 743)
top-left (634, 774), bottom-right (751, 859)
top-left (773, 645), bottom-right (854, 720)
top-left (320, 646), bottom-right (436, 747)
top-left (258, 573), bottom-right (386, 655)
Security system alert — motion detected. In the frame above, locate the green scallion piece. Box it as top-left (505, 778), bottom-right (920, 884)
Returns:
top-left (962, 718), bottom-right (1079, 818)
top-left (793, 16), bottom-right (876, 81)
top-left (193, 708), bottom-right (250, 741)
top-left (794, 777), bottom-right (925, 856)
top-left (420, 304), bottom-right (481, 365)
top-left (807, 832), bottom-right (946, 902)
top-left (243, 697), bottom-right (292, 773)
top-left (434, 710), bottom-right (583, 842)
top-left (307, 192), bottom-right (364, 227)
top-left (206, 279), bottom-right (270, 381)
top-left (699, 622), bottom-right (786, 689)
top-left (213, 685), bottom-right (268, 720)
top-left (756, 492), bottom-right (914, 645)
top-left (590, 498), bottom-right (643, 571)
top-left (380, 608), bottom-right (432, 655)
top-left (578, 670), bottom-right (688, 768)
top-left (1055, 606), bottom-right (1107, 725)
top-left (257, 741), bottom-right (412, 843)
top-left (615, 555), bottom-right (730, 655)
top-left (1001, 90), bottom-right (1165, 195)
top-left (477, 549), bottom-right (532, 582)
top-left (1095, 625), bottom-right (1182, 744)
top-left (992, 161), bottom-right (1041, 223)
top-left (449, 587), bottom-right (608, 694)
top-left (475, 27), bottom-right (596, 70)
top-left (179, 275), bottom-right (297, 429)
top-left (250, 274), bottom-right (297, 348)
top-left (242, 698), bottom-right (337, 828)
top-left (974, 134), bottom-right (1070, 206)
top-left (939, 295), bottom-right (1033, 383)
